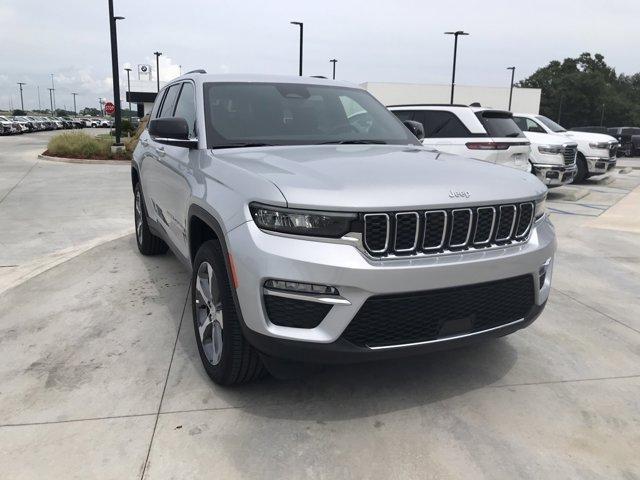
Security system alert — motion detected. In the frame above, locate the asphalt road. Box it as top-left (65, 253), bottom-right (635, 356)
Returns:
top-left (0, 132), bottom-right (639, 479)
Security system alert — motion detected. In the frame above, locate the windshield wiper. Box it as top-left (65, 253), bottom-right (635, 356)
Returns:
top-left (318, 139), bottom-right (387, 145)
top-left (211, 142), bottom-right (274, 149)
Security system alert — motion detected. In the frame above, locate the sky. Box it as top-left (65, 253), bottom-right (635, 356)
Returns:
top-left (1, 0), bottom-right (639, 111)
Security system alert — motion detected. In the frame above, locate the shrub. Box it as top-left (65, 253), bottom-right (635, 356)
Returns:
top-left (46, 132), bottom-right (130, 160)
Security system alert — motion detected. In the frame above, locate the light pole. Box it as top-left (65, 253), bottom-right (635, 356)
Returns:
top-left (17, 82), bottom-right (26, 111)
top-left (600, 103), bottom-right (606, 126)
top-left (50, 74), bottom-right (56, 111)
top-left (99, 98), bottom-right (104, 116)
top-left (124, 67), bottom-right (132, 117)
top-left (290, 21), bottom-right (303, 76)
top-left (507, 66), bottom-right (515, 111)
top-left (153, 51), bottom-right (162, 92)
top-left (48, 88), bottom-right (54, 114)
top-left (72, 93), bottom-right (78, 115)
top-left (37, 86), bottom-right (41, 110)
top-left (444, 31), bottom-right (469, 104)
top-left (330, 59), bottom-right (337, 80)
top-left (108, 0), bottom-right (124, 146)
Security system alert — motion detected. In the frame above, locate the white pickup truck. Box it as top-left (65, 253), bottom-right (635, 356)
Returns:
top-left (513, 114), bottom-right (618, 182)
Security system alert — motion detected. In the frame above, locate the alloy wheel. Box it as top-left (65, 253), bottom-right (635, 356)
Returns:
top-left (194, 261), bottom-right (224, 365)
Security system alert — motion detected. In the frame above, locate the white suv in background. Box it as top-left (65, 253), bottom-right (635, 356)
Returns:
top-left (513, 116), bottom-right (577, 187)
top-left (388, 105), bottom-right (531, 172)
top-left (513, 114), bottom-right (618, 182)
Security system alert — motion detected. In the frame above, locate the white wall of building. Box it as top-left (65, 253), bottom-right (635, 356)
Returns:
top-left (361, 82), bottom-right (541, 113)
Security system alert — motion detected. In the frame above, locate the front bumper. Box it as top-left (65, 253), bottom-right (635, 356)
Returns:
top-left (585, 156), bottom-right (617, 174)
top-left (533, 163), bottom-right (576, 187)
top-left (229, 217), bottom-right (556, 361)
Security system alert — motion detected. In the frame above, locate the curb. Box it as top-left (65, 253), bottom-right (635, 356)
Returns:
top-left (38, 153), bottom-right (130, 165)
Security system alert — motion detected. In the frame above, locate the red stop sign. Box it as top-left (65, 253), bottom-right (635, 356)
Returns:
top-left (104, 102), bottom-right (116, 115)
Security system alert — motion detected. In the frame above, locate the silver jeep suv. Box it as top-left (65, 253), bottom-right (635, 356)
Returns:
top-left (132, 73), bottom-right (556, 385)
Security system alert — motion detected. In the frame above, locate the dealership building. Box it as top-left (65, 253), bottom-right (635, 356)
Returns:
top-left (361, 82), bottom-right (541, 113)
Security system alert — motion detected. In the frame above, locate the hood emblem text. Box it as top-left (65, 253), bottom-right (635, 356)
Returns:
top-left (449, 189), bottom-right (470, 199)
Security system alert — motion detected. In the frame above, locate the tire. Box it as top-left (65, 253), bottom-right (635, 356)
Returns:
top-left (133, 183), bottom-right (168, 255)
top-left (574, 153), bottom-right (588, 183)
top-left (191, 240), bottom-right (265, 385)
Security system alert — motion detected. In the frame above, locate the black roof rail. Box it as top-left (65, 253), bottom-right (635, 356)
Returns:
top-left (185, 69), bottom-right (207, 74)
top-left (386, 103), bottom-right (470, 108)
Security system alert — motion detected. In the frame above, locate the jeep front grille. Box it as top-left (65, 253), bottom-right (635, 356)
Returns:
top-left (362, 202), bottom-right (535, 257)
top-left (562, 144), bottom-right (577, 165)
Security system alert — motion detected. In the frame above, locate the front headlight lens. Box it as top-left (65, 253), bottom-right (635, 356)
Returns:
top-left (250, 203), bottom-right (356, 238)
top-left (538, 145), bottom-right (563, 155)
top-left (534, 195), bottom-right (547, 221)
top-left (589, 142), bottom-right (610, 149)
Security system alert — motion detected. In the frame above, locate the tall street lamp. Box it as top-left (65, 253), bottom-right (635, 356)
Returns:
top-left (124, 67), bottom-right (132, 117)
top-left (72, 93), bottom-right (78, 115)
top-left (17, 82), bottom-right (26, 111)
top-left (290, 21), bottom-right (303, 76)
top-left (507, 66), bottom-right (515, 111)
top-left (330, 59), bottom-right (337, 80)
top-left (48, 88), bottom-right (54, 114)
top-left (154, 51), bottom-right (163, 92)
top-left (108, 0), bottom-right (125, 146)
top-left (50, 74), bottom-right (56, 111)
top-left (444, 30), bottom-right (469, 104)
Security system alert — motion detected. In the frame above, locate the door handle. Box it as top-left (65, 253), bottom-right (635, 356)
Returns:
top-left (140, 138), bottom-right (148, 147)
top-left (156, 146), bottom-right (165, 157)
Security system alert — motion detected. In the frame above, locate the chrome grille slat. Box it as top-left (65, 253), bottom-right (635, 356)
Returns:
top-left (562, 144), bottom-right (577, 166)
top-left (363, 202), bottom-right (534, 257)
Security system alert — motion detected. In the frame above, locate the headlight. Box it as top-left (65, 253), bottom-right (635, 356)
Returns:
top-left (538, 145), bottom-right (563, 155)
top-left (589, 142), bottom-right (610, 149)
top-left (250, 203), bottom-right (356, 238)
top-left (534, 195), bottom-right (547, 221)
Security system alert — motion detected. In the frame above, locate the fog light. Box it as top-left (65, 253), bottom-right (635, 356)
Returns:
top-left (264, 279), bottom-right (338, 295)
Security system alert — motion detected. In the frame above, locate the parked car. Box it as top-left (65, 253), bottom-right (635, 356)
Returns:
top-left (513, 114), bottom-right (618, 182)
top-left (388, 105), bottom-right (531, 172)
top-left (98, 118), bottom-right (112, 128)
top-left (11, 117), bottom-right (30, 133)
top-left (607, 127), bottom-right (640, 157)
top-left (0, 115), bottom-right (19, 134)
top-left (631, 134), bottom-right (640, 158)
top-left (513, 116), bottom-right (577, 187)
top-left (132, 73), bottom-right (555, 385)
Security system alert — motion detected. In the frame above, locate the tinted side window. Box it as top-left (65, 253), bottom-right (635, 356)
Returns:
top-left (392, 110), bottom-right (414, 122)
top-left (173, 83), bottom-right (197, 137)
top-left (413, 110), bottom-right (470, 138)
top-left (159, 84), bottom-right (181, 118)
top-left (149, 92), bottom-right (164, 119)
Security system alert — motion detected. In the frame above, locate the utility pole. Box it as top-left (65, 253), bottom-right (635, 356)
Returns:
top-left (37, 86), bottom-right (41, 110)
top-left (72, 93), bottom-right (78, 115)
top-left (290, 21), bottom-right (303, 76)
top-left (330, 59), bottom-right (337, 80)
top-left (506, 66), bottom-right (515, 111)
top-left (600, 103), bottom-right (606, 126)
top-left (444, 31), bottom-right (469, 104)
top-left (557, 95), bottom-right (564, 123)
top-left (50, 74), bottom-right (56, 110)
top-left (17, 82), bottom-right (26, 111)
top-left (99, 98), bottom-right (104, 116)
top-left (48, 88), bottom-right (54, 114)
top-left (108, 0), bottom-right (124, 146)
top-left (154, 51), bottom-right (162, 92)
top-left (124, 68), bottom-right (132, 116)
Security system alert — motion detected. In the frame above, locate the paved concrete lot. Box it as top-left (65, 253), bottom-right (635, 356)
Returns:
top-left (1, 133), bottom-right (639, 479)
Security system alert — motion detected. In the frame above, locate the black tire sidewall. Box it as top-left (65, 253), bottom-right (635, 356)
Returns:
top-left (191, 240), bottom-right (240, 384)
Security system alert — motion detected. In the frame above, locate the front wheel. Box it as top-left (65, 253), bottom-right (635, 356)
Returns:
top-left (574, 153), bottom-right (588, 183)
top-left (191, 240), bottom-right (265, 385)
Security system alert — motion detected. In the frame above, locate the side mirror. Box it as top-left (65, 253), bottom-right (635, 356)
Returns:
top-left (403, 120), bottom-right (425, 140)
top-left (148, 117), bottom-right (197, 148)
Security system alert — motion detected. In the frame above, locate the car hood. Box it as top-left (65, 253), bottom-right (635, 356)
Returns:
top-left (561, 131), bottom-right (618, 143)
top-left (523, 131), bottom-right (575, 146)
top-left (211, 145), bottom-right (546, 211)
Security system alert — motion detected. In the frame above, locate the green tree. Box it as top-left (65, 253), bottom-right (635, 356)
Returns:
top-left (80, 107), bottom-right (101, 116)
top-left (518, 53), bottom-right (639, 128)
top-left (13, 109), bottom-right (26, 116)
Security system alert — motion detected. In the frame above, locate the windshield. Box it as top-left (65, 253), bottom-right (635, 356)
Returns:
top-left (536, 115), bottom-right (566, 133)
top-left (203, 82), bottom-right (420, 148)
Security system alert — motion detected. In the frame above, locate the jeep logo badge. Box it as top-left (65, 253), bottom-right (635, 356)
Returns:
top-left (449, 189), bottom-right (470, 198)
